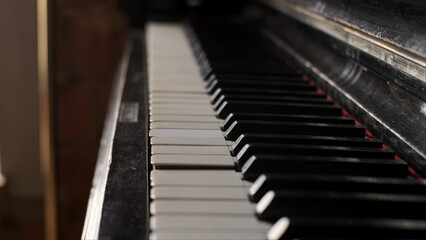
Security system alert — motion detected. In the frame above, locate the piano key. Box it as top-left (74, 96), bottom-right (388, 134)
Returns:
top-left (150, 115), bottom-right (218, 123)
top-left (149, 79), bottom-right (204, 86)
top-left (256, 190), bottom-right (426, 222)
top-left (150, 186), bottom-right (247, 200)
top-left (151, 200), bottom-right (255, 215)
top-left (150, 104), bottom-right (213, 110)
top-left (222, 113), bottom-right (355, 130)
top-left (150, 154), bottom-right (234, 169)
top-left (149, 129), bottom-right (224, 137)
top-left (267, 217), bottom-right (426, 240)
top-left (150, 98), bottom-right (212, 105)
top-left (150, 96), bottom-right (210, 103)
top-left (216, 101), bottom-right (342, 119)
top-left (150, 86), bottom-right (206, 93)
top-left (151, 146), bottom-right (230, 155)
top-left (207, 79), bottom-right (315, 94)
top-left (150, 122), bottom-right (220, 130)
top-left (204, 67), bottom-right (299, 78)
top-left (150, 215), bottom-right (270, 230)
top-left (210, 88), bottom-right (326, 104)
top-left (150, 92), bottom-right (210, 100)
top-left (202, 59), bottom-right (292, 68)
top-left (207, 73), bottom-right (303, 82)
top-left (241, 155), bottom-right (408, 180)
top-left (231, 134), bottom-right (381, 154)
top-left (249, 174), bottom-right (426, 202)
top-left (151, 230), bottom-right (267, 240)
top-left (149, 74), bottom-right (203, 82)
top-left (151, 108), bottom-right (215, 115)
top-left (150, 83), bottom-right (205, 90)
top-left (149, 76), bottom-right (202, 82)
top-left (150, 170), bottom-right (241, 180)
top-left (149, 86), bottom-right (204, 92)
top-left (151, 137), bottom-right (228, 146)
top-left (149, 59), bottom-right (200, 68)
top-left (202, 58), bottom-right (300, 71)
top-left (203, 62), bottom-right (298, 74)
top-left (213, 95), bottom-right (334, 110)
top-left (236, 143), bottom-right (394, 165)
top-left (150, 170), bottom-right (245, 187)
top-left (149, 67), bottom-right (200, 75)
top-left (225, 120), bottom-right (366, 141)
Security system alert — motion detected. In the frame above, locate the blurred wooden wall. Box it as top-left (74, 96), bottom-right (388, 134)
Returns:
top-left (0, 0), bottom-right (44, 239)
top-left (54, 0), bottom-right (127, 238)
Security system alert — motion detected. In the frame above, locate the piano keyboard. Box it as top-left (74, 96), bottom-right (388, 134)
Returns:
top-left (146, 21), bottom-right (426, 240)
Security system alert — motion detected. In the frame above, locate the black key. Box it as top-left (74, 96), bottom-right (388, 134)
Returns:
top-left (256, 190), bottom-right (426, 222)
top-left (222, 113), bottom-right (354, 130)
top-left (249, 174), bottom-right (426, 202)
top-left (207, 79), bottom-right (314, 94)
top-left (241, 155), bottom-right (407, 180)
top-left (213, 95), bottom-right (333, 110)
top-left (203, 59), bottom-right (287, 67)
top-left (269, 217), bottom-right (426, 240)
top-left (206, 76), bottom-right (316, 94)
top-left (201, 62), bottom-right (295, 75)
top-left (225, 120), bottom-right (366, 141)
top-left (236, 143), bottom-right (394, 165)
top-left (197, 55), bottom-right (285, 67)
top-left (203, 65), bottom-right (299, 78)
top-left (232, 134), bottom-right (380, 154)
top-left (216, 101), bottom-right (342, 119)
top-left (206, 73), bottom-right (303, 83)
top-left (211, 88), bottom-right (326, 103)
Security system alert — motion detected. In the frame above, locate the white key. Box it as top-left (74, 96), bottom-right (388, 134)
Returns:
top-left (150, 170), bottom-right (241, 179)
top-left (150, 76), bottom-right (202, 81)
top-left (150, 115), bottom-right (218, 123)
top-left (149, 129), bottom-right (224, 137)
top-left (149, 68), bottom-right (199, 75)
top-left (151, 154), bottom-right (234, 168)
top-left (149, 88), bottom-right (206, 94)
top-left (150, 98), bottom-right (211, 104)
top-left (151, 137), bottom-right (228, 146)
top-left (150, 78), bottom-right (202, 84)
top-left (150, 97), bottom-right (210, 103)
top-left (150, 81), bottom-right (204, 87)
top-left (150, 122), bottom-right (220, 130)
top-left (150, 230), bottom-right (267, 240)
top-left (151, 186), bottom-right (247, 200)
top-left (150, 93), bottom-right (209, 99)
top-left (150, 76), bottom-right (202, 83)
top-left (150, 215), bottom-right (270, 230)
top-left (150, 60), bottom-right (199, 69)
top-left (150, 104), bottom-right (211, 110)
top-left (152, 146), bottom-right (230, 155)
top-left (151, 200), bottom-right (255, 215)
top-left (150, 85), bottom-right (205, 92)
top-left (151, 108), bottom-right (215, 115)
top-left (150, 171), bottom-right (244, 187)
top-left (151, 176), bottom-right (244, 187)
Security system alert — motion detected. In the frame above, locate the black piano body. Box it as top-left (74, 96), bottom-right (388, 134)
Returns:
top-left (82, 1), bottom-right (426, 239)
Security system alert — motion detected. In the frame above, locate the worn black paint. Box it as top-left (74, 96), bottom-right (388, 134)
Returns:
top-left (99, 31), bottom-right (150, 240)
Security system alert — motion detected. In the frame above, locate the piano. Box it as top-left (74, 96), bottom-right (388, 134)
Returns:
top-left (82, 0), bottom-right (426, 239)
